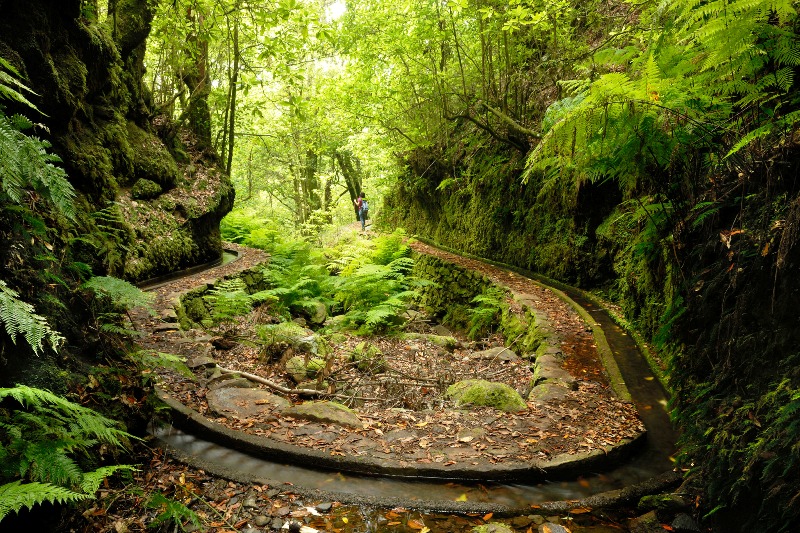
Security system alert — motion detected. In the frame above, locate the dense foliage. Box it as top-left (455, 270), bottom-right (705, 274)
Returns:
top-left (1, 0), bottom-right (799, 529)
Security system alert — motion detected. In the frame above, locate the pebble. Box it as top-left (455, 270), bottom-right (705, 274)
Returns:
top-left (315, 502), bottom-right (333, 512)
top-left (254, 515), bottom-right (270, 527)
top-left (538, 523), bottom-right (570, 533)
top-left (244, 497), bottom-right (259, 509)
top-left (510, 515), bottom-right (533, 528)
top-left (671, 513), bottom-right (701, 532)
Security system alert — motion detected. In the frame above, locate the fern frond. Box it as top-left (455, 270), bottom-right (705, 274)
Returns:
top-left (725, 110), bottom-right (800, 159)
top-left (0, 385), bottom-right (133, 449)
top-left (0, 112), bottom-right (76, 220)
top-left (83, 276), bottom-right (154, 311)
top-left (25, 445), bottom-right (83, 486)
top-left (0, 480), bottom-right (90, 521)
top-left (79, 465), bottom-right (136, 495)
top-left (0, 57), bottom-right (40, 111)
top-left (0, 280), bottom-right (64, 354)
top-left (147, 491), bottom-right (202, 530)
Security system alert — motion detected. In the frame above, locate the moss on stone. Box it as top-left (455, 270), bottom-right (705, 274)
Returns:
top-left (131, 178), bottom-right (162, 199)
top-left (283, 400), bottom-right (361, 428)
top-left (446, 379), bottom-right (528, 412)
top-left (350, 342), bottom-right (387, 373)
top-left (306, 357), bottom-right (327, 378)
top-left (126, 121), bottom-right (179, 189)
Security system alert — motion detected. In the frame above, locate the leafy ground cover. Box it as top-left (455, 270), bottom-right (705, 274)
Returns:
top-left (49, 232), bottom-right (649, 532)
top-left (140, 234), bottom-right (643, 467)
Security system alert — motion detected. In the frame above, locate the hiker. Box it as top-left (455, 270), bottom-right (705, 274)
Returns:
top-left (357, 193), bottom-right (369, 231)
top-left (353, 193), bottom-right (363, 219)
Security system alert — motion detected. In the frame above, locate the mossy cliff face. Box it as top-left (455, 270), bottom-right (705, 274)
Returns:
top-left (0, 0), bottom-right (233, 281)
top-left (383, 146), bottom-right (664, 337)
top-left (386, 133), bottom-right (800, 530)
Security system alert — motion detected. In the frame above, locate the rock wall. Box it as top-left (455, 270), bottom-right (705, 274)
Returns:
top-left (0, 0), bottom-right (233, 281)
top-left (412, 253), bottom-right (544, 356)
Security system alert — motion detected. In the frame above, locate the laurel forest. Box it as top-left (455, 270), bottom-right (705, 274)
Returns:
top-left (0, 0), bottom-right (798, 531)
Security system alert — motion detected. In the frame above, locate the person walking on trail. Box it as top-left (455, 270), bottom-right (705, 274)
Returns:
top-left (353, 193), bottom-right (363, 220)
top-left (356, 193), bottom-right (369, 231)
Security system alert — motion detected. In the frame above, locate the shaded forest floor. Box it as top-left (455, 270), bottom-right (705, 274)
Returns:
top-left (56, 238), bottom-right (649, 532)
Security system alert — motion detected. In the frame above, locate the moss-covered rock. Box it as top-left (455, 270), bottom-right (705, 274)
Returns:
top-left (399, 332), bottom-right (458, 350)
top-left (285, 356), bottom-right (326, 383)
top-left (305, 357), bottom-right (327, 378)
top-left (126, 122), bottom-right (179, 189)
top-left (131, 178), bottom-right (162, 199)
top-left (285, 356), bottom-right (309, 383)
top-left (283, 401), bottom-right (361, 428)
top-left (446, 379), bottom-right (528, 412)
top-left (350, 342), bottom-right (387, 373)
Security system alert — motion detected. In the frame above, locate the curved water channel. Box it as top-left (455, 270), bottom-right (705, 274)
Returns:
top-left (151, 249), bottom-right (677, 511)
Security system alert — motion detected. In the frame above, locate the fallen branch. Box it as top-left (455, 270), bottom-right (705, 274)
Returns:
top-left (216, 365), bottom-right (384, 403)
top-left (216, 365), bottom-right (322, 397)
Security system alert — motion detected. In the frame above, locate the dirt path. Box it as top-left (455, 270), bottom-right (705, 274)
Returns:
top-left (134, 239), bottom-right (644, 480)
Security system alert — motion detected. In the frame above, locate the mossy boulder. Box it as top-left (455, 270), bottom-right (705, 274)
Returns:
top-left (257, 322), bottom-right (319, 354)
top-left (285, 356), bottom-right (326, 383)
top-left (131, 178), bottom-right (162, 199)
top-left (283, 400), bottom-right (361, 428)
top-left (126, 122), bottom-right (179, 189)
top-left (400, 332), bottom-right (458, 350)
top-left (306, 357), bottom-right (327, 378)
top-left (446, 379), bottom-right (528, 412)
top-left (350, 342), bottom-right (387, 373)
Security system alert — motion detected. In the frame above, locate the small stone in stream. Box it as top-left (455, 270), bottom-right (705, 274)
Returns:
top-left (671, 513), bottom-right (701, 532)
top-left (266, 488), bottom-right (281, 498)
top-left (276, 506), bottom-right (291, 516)
top-left (537, 523), bottom-right (570, 533)
top-left (229, 495), bottom-right (239, 505)
top-left (270, 518), bottom-right (284, 530)
top-left (254, 515), bottom-right (270, 527)
top-left (510, 515), bottom-right (533, 528)
top-left (288, 521), bottom-right (302, 533)
top-left (315, 502), bottom-right (333, 512)
top-left (244, 497), bottom-right (259, 509)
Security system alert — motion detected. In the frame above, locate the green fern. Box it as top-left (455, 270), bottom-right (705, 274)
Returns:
top-left (466, 287), bottom-right (508, 340)
top-left (203, 278), bottom-right (252, 329)
top-left (0, 112), bottom-right (76, 221)
top-left (0, 386), bottom-right (135, 522)
top-left (147, 491), bottom-right (202, 531)
top-left (0, 280), bottom-right (64, 355)
top-left (79, 465), bottom-right (136, 495)
top-left (0, 57), bottom-right (39, 110)
top-left (83, 276), bottom-right (154, 311)
top-left (332, 257), bottom-right (421, 334)
top-left (0, 480), bottom-right (90, 521)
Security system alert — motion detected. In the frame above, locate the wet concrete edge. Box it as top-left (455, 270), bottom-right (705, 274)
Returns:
top-left (158, 432), bottom-right (681, 515)
top-left (156, 386), bottom-right (647, 484)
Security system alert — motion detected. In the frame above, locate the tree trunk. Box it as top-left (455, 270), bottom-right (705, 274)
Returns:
top-left (182, 7), bottom-right (213, 153)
